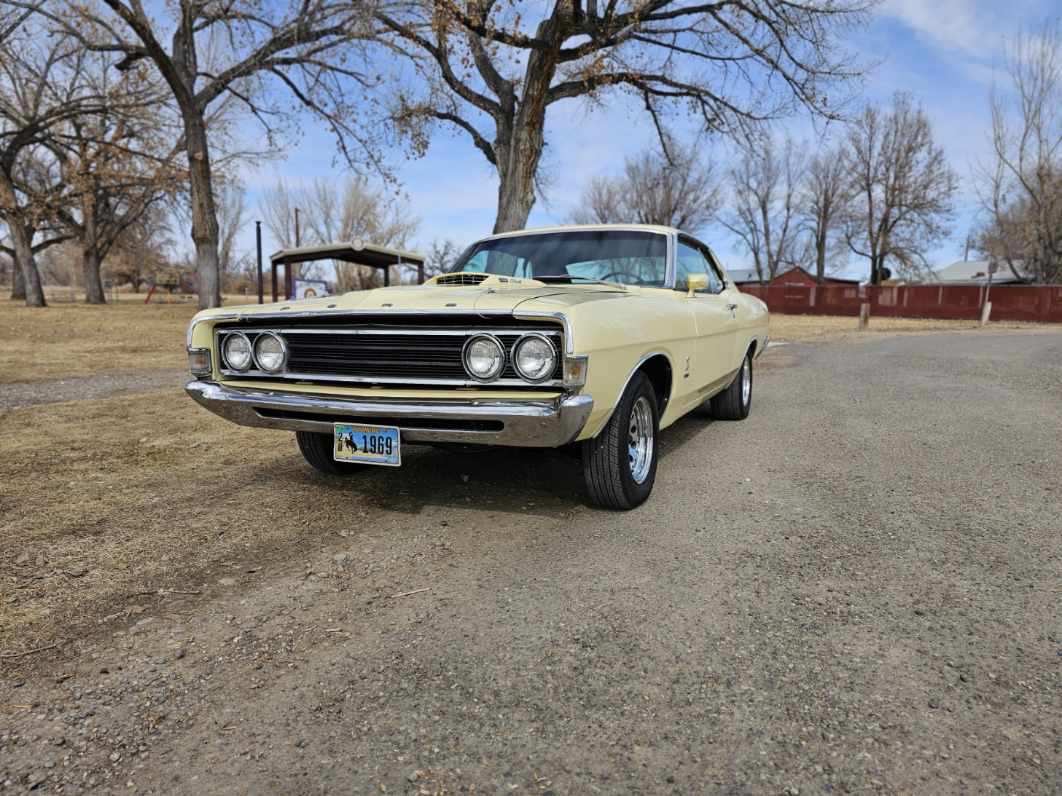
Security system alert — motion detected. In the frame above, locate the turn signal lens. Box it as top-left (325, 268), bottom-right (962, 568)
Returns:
top-left (188, 349), bottom-right (211, 377)
top-left (254, 332), bottom-right (287, 373)
top-left (463, 335), bottom-right (505, 381)
top-left (563, 355), bottom-right (589, 389)
top-left (222, 333), bottom-right (253, 371)
top-left (513, 334), bottom-right (556, 382)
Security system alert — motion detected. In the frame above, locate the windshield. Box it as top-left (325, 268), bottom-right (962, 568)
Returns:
top-left (450, 230), bottom-right (668, 286)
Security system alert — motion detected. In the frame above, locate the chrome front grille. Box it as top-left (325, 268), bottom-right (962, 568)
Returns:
top-left (215, 323), bottom-right (564, 387)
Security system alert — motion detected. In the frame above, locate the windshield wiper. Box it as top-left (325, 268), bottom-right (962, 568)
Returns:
top-left (532, 275), bottom-right (611, 284)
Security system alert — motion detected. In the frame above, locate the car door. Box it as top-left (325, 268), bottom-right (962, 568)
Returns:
top-left (675, 237), bottom-right (741, 396)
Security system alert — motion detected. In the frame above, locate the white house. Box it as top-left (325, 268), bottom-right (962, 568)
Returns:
top-left (932, 259), bottom-right (1028, 285)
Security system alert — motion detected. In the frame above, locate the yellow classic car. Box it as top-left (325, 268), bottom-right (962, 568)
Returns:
top-left (185, 225), bottom-right (769, 509)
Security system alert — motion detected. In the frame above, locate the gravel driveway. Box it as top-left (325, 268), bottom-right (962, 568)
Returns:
top-left (2, 331), bottom-right (1060, 793)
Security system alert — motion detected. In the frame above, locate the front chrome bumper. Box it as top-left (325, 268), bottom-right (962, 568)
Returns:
top-left (185, 380), bottom-right (594, 447)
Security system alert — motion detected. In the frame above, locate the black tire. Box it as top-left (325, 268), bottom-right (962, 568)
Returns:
top-left (296, 430), bottom-right (365, 476)
top-left (582, 372), bottom-right (659, 510)
top-left (710, 351), bottom-right (753, 421)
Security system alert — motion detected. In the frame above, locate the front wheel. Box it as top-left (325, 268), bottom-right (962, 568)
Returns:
top-left (296, 430), bottom-right (365, 476)
top-left (582, 372), bottom-right (659, 510)
top-left (710, 351), bottom-right (753, 420)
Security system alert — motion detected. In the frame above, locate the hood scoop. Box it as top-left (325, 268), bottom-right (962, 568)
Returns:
top-left (434, 273), bottom-right (490, 286)
top-left (428, 273), bottom-right (545, 289)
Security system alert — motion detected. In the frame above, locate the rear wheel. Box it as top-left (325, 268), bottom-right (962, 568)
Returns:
top-left (710, 351), bottom-right (753, 420)
top-left (296, 430), bottom-right (364, 476)
top-left (582, 372), bottom-right (659, 510)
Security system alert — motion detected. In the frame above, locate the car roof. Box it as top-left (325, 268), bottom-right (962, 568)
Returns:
top-left (476, 223), bottom-right (679, 242)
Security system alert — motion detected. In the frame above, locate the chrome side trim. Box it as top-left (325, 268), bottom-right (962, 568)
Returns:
top-left (185, 380), bottom-right (594, 448)
top-left (665, 231), bottom-right (677, 289)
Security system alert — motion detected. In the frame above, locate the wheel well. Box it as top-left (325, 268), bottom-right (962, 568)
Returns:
top-left (747, 339), bottom-right (758, 359)
top-left (638, 355), bottom-right (672, 414)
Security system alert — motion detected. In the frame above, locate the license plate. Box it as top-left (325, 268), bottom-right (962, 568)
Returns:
top-left (333, 423), bottom-right (401, 467)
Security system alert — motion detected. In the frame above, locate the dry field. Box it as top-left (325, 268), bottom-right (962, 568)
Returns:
top-left (1, 298), bottom-right (1058, 652)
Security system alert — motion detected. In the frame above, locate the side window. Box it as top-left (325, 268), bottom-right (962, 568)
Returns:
top-left (676, 240), bottom-right (711, 293)
top-left (703, 249), bottom-right (726, 293)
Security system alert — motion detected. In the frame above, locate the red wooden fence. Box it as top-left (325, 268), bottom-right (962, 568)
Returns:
top-left (738, 284), bottom-right (1062, 323)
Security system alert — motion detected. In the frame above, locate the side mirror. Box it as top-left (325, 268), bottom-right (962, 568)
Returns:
top-left (686, 273), bottom-right (708, 296)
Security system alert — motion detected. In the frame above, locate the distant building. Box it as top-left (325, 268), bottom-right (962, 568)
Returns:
top-left (932, 259), bottom-right (1028, 285)
top-left (731, 265), bottom-right (861, 287)
top-left (727, 267), bottom-right (762, 285)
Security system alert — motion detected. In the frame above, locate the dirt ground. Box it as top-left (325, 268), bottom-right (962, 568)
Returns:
top-left (1, 301), bottom-right (1060, 793)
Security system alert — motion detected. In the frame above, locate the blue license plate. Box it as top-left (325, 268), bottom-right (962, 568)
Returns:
top-left (333, 423), bottom-right (401, 467)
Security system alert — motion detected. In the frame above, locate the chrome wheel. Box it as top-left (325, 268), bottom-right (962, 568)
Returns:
top-left (741, 359), bottom-right (751, 407)
top-left (628, 395), bottom-right (655, 485)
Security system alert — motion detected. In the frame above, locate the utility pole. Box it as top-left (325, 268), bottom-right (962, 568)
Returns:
top-left (289, 207), bottom-right (301, 300)
top-left (255, 221), bottom-right (263, 304)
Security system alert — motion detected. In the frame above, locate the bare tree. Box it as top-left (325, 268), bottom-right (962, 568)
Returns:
top-left (16, 0), bottom-right (387, 309)
top-left (720, 133), bottom-right (805, 282)
top-left (799, 142), bottom-right (851, 283)
top-left (260, 175), bottom-right (419, 291)
top-left (47, 55), bottom-right (184, 303)
top-left (381, 1), bottom-right (870, 233)
top-left (424, 237), bottom-right (462, 278)
top-left (216, 180), bottom-right (247, 281)
top-left (844, 94), bottom-right (958, 284)
top-left (107, 202), bottom-right (177, 292)
top-left (0, 25), bottom-right (106, 305)
top-left (258, 178), bottom-right (300, 251)
top-left (570, 139), bottom-right (719, 231)
top-left (304, 176), bottom-right (418, 290)
top-left (980, 20), bottom-right (1062, 283)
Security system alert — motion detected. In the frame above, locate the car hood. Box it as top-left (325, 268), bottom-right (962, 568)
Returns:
top-left (194, 280), bottom-right (633, 320)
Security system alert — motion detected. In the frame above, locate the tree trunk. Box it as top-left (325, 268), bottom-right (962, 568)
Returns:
top-left (11, 258), bottom-right (25, 299)
top-left (9, 222), bottom-right (46, 307)
top-left (82, 248), bottom-right (106, 304)
top-left (492, 37), bottom-right (555, 234)
top-left (80, 187), bottom-right (106, 303)
top-left (815, 226), bottom-right (827, 283)
top-left (493, 125), bottom-right (542, 233)
top-left (184, 113), bottom-right (222, 309)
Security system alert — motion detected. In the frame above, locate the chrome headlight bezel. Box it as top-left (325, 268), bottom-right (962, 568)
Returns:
top-left (512, 332), bottom-right (558, 384)
top-left (253, 332), bottom-right (288, 374)
top-left (222, 332), bottom-right (253, 372)
top-left (462, 333), bottom-right (506, 382)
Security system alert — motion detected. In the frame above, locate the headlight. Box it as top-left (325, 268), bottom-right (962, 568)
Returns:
top-left (254, 332), bottom-right (287, 373)
top-left (513, 334), bottom-right (556, 382)
top-left (222, 333), bottom-right (253, 371)
top-left (462, 334), bottom-right (505, 381)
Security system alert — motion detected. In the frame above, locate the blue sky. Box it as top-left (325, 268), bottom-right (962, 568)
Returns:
top-left (231, 0), bottom-right (1057, 281)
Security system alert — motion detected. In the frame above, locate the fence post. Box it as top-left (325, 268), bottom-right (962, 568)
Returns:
top-left (859, 301), bottom-right (870, 330)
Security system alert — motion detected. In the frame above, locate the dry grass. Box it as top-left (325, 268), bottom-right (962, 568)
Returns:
top-left (768, 313), bottom-right (1057, 342)
top-left (0, 299), bottom-right (197, 383)
top-left (0, 390), bottom-right (351, 649)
